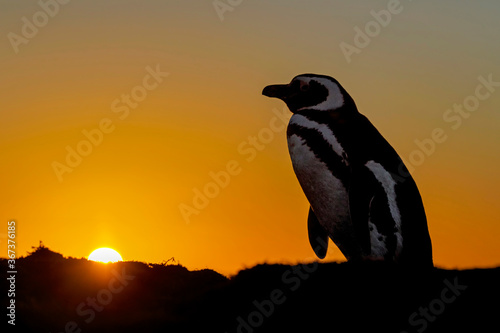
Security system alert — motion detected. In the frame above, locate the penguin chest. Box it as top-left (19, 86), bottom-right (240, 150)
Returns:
top-left (287, 134), bottom-right (349, 227)
top-left (287, 122), bottom-right (354, 251)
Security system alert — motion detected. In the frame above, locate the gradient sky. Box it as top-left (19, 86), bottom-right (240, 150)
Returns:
top-left (1, 0), bottom-right (499, 275)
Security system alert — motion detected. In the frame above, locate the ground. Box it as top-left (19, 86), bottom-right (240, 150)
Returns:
top-left (2, 247), bottom-right (498, 332)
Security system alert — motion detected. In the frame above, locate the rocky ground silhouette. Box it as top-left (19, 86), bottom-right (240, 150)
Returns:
top-left (2, 245), bottom-right (499, 332)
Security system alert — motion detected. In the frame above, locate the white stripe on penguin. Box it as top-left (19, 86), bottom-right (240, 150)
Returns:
top-left (289, 114), bottom-right (347, 165)
top-left (365, 160), bottom-right (403, 254)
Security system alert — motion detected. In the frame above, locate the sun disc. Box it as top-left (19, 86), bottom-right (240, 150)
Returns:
top-left (88, 248), bottom-right (123, 263)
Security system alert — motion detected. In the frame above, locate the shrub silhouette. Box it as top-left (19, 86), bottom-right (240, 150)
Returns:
top-left (2, 246), bottom-right (498, 332)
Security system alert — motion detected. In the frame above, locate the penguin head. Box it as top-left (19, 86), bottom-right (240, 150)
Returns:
top-left (262, 74), bottom-right (354, 114)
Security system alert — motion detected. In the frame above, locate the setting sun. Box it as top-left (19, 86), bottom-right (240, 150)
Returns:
top-left (88, 248), bottom-right (123, 263)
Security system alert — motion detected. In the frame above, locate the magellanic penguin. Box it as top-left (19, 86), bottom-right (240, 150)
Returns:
top-left (262, 74), bottom-right (433, 267)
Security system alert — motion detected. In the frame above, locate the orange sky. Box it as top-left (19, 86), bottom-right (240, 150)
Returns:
top-left (1, 1), bottom-right (499, 275)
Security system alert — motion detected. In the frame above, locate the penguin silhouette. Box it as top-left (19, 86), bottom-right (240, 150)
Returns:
top-left (263, 74), bottom-right (433, 267)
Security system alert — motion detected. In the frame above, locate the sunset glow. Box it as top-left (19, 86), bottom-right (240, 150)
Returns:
top-left (1, 1), bottom-right (499, 276)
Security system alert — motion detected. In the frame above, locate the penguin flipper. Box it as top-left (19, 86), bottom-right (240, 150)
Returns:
top-left (348, 166), bottom-right (375, 256)
top-left (307, 207), bottom-right (329, 259)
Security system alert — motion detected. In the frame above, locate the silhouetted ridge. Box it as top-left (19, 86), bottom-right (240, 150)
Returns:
top-left (2, 246), bottom-right (498, 332)
top-left (24, 242), bottom-right (64, 262)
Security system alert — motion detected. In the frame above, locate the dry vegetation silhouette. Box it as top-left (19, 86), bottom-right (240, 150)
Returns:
top-left (2, 244), bottom-right (499, 332)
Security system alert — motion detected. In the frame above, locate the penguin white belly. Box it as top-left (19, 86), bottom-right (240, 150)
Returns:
top-left (287, 134), bottom-right (355, 256)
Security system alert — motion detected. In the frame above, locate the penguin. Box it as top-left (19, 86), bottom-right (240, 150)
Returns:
top-left (262, 74), bottom-right (433, 267)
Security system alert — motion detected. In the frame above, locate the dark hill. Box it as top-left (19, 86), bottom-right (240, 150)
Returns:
top-left (2, 247), bottom-right (499, 332)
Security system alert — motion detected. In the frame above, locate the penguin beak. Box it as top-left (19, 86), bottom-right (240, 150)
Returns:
top-left (262, 84), bottom-right (290, 100)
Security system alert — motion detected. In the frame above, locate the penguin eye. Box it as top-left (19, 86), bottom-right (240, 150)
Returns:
top-left (300, 84), bottom-right (309, 92)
